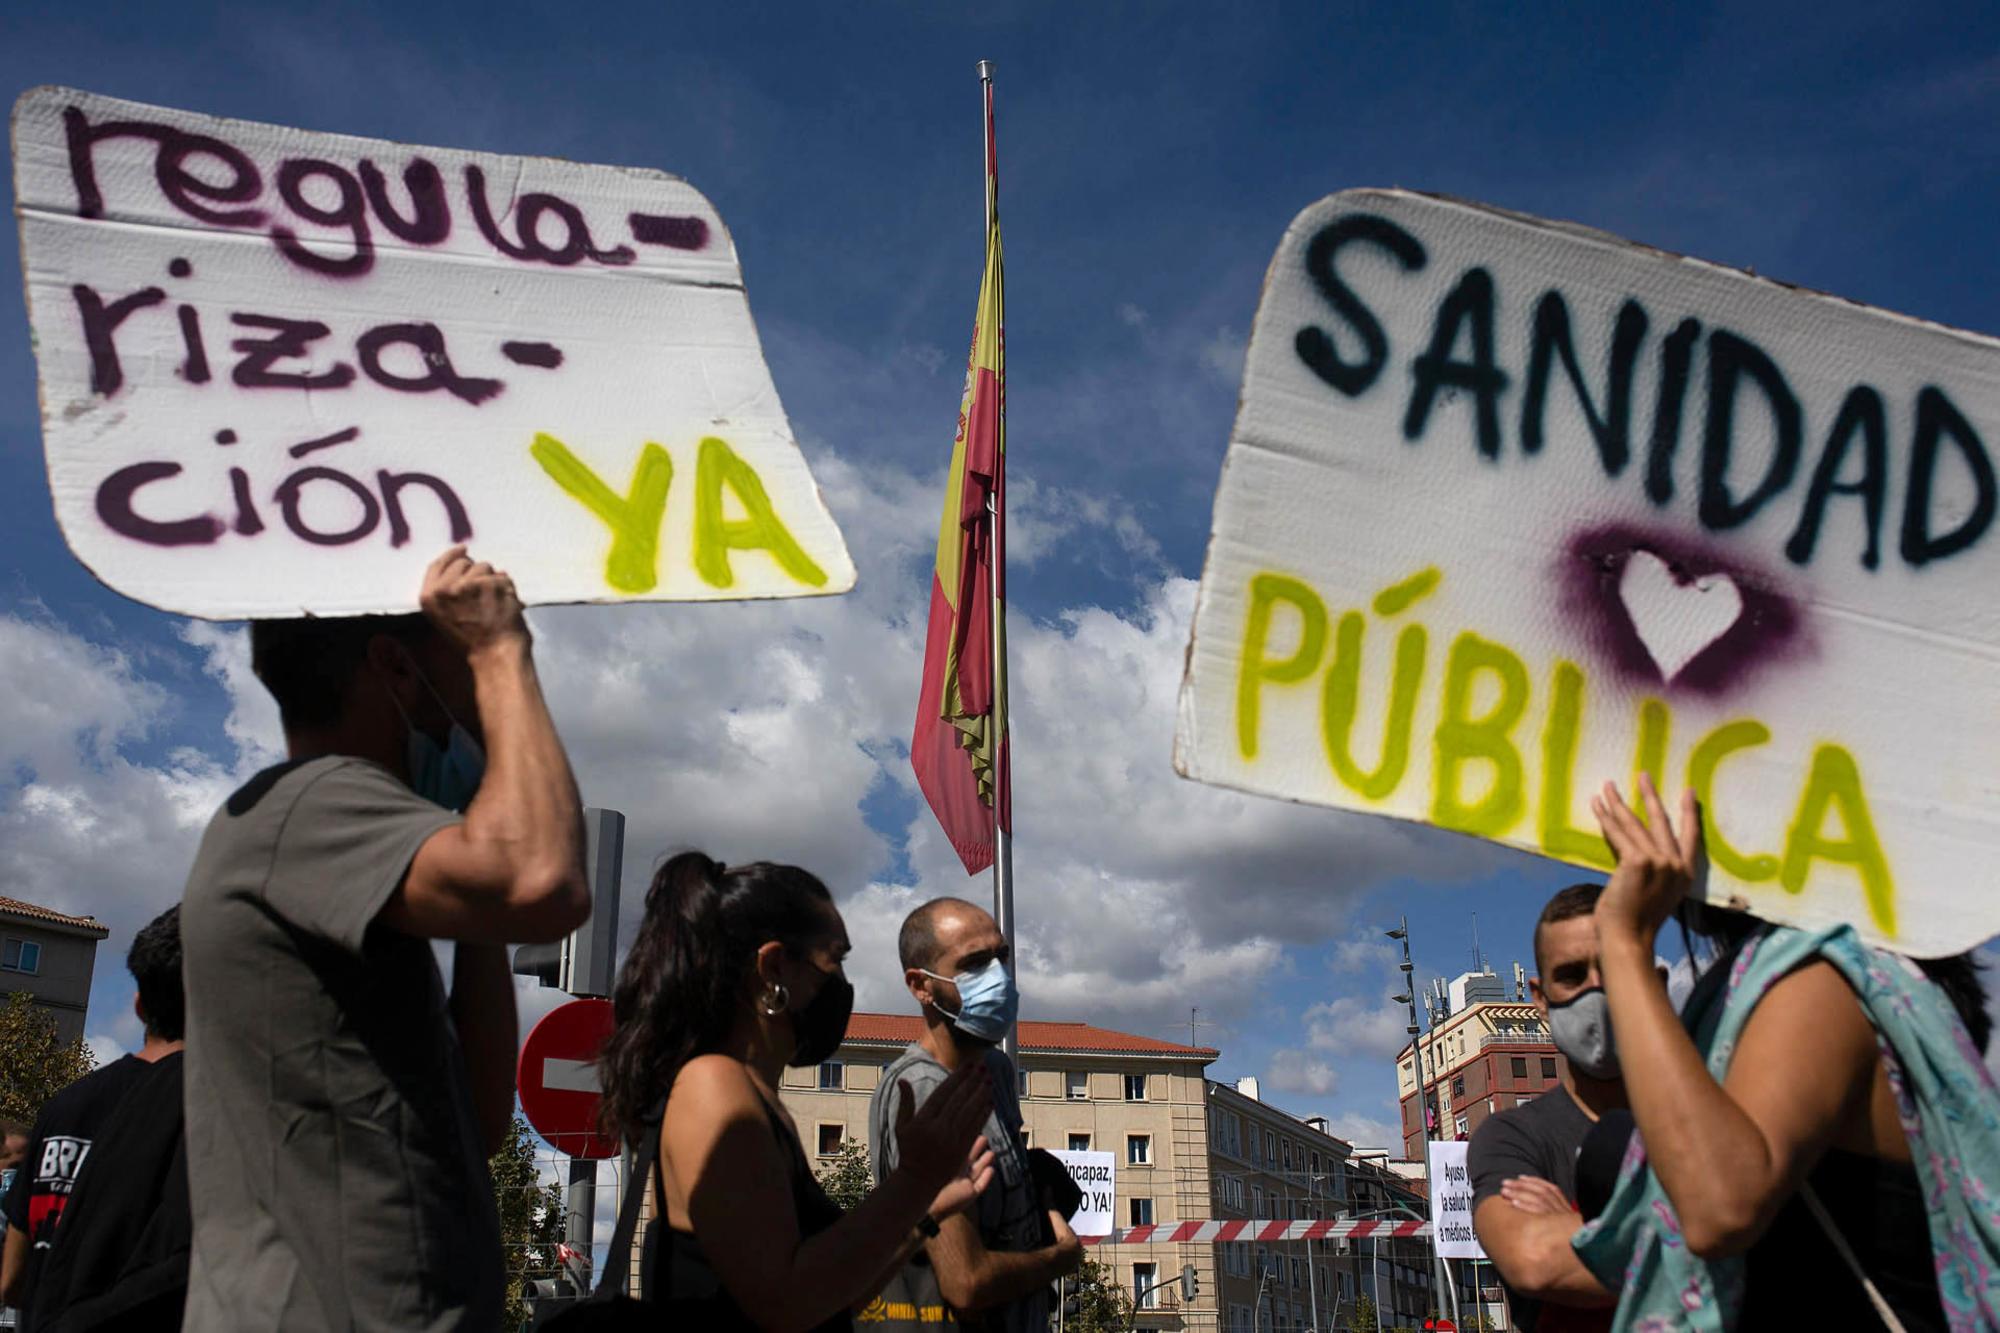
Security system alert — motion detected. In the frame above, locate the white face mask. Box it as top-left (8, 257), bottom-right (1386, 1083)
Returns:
top-left (1547, 987), bottom-right (1619, 1080)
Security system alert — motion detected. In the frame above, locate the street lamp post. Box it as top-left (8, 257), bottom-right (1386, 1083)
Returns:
top-left (1387, 918), bottom-right (1459, 1331)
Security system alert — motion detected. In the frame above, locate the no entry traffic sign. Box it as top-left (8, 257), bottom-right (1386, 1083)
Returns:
top-left (517, 997), bottom-right (619, 1159)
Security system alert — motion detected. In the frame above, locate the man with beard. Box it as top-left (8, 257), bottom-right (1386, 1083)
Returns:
top-left (1468, 883), bottom-right (1624, 1332)
top-left (869, 899), bottom-right (1081, 1332)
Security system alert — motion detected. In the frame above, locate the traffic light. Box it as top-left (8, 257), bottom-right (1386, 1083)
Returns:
top-left (511, 808), bottom-right (624, 997)
top-left (1179, 1263), bottom-right (1199, 1300)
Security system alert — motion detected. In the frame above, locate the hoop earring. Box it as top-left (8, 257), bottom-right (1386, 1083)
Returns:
top-left (760, 982), bottom-right (791, 1018)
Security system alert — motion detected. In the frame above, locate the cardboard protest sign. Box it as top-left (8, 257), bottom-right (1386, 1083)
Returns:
top-left (1051, 1149), bottom-right (1115, 1237)
top-left (1426, 1142), bottom-right (1484, 1260)
top-left (1176, 189), bottom-right (2000, 957)
top-left (11, 86), bottom-right (855, 618)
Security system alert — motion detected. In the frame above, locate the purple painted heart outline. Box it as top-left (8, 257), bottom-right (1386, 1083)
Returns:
top-left (1559, 522), bottom-right (1810, 698)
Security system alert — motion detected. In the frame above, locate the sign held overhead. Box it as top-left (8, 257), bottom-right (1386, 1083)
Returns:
top-left (1176, 189), bottom-right (2000, 957)
top-left (11, 86), bottom-right (855, 618)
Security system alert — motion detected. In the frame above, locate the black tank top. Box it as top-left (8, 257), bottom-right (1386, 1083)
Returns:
top-left (640, 1089), bottom-right (850, 1331)
top-left (1740, 1147), bottom-right (1944, 1331)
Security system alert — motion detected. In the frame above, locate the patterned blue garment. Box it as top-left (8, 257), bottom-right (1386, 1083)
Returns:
top-left (1571, 923), bottom-right (2000, 1331)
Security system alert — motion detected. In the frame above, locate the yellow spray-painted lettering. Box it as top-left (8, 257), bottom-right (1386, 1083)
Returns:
top-left (1687, 720), bottom-right (1779, 882)
top-left (1323, 611), bottom-right (1427, 800)
top-left (1236, 572), bottom-right (1327, 760)
top-left (1431, 631), bottom-right (1530, 837)
top-left (1224, 564), bottom-right (1899, 933)
top-left (693, 437), bottom-right (828, 590)
top-left (1782, 743), bottom-right (1896, 935)
top-left (530, 432), bottom-right (673, 593)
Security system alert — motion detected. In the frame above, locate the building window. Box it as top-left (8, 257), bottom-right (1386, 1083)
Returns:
top-left (1019, 1067), bottom-right (1030, 1098)
top-left (1130, 1197), bottom-right (1154, 1226)
top-left (1134, 1262), bottom-right (1159, 1310)
top-left (1, 939), bottom-right (40, 975)
top-left (1282, 1140), bottom-right (1293, 1168)
top-left (1124, 1073), bottom-right (1147, 1101)
top-left (1290, 1255), bottom-right (1301, 1287)
top-left (1511, 1055), bottom-right (1528, 1079)
top-left (1451, 1074), bottom-right (1465, 1099)
top-left (1127, 1134), bottom-right (1152, 1165)
top-left (817, 1061), bottom-right (843, 1090)
top-left (1252, 1185), bottom-right (1263, 1214)
top-left (1308, 1150), bottom-right (1319, 1173)
top-left (1265, 1130), bottom-right (1277, 1161)
top-left (1068, 1132), bottom-right (1091, 1152)
top-left (1541, 1056), bottom-right (1558, 1079)
top-left (1066, 1071), bottom-right (1089, 1100)
top-left (815, 1123), bottom-right (844, 1157)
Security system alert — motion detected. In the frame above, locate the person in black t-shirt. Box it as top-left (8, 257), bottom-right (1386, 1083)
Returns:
top-left (0, 907), bottom-right (183, 1323)
top-left (1468, 883), bottom-right (1621, 1333)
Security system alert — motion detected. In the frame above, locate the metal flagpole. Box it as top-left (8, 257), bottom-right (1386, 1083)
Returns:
top-left (977, 58), bottom-right (1017, 1063)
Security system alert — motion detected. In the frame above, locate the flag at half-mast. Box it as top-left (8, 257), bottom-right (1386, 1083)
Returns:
top-left (912, 92), bottom-right (1008, 876)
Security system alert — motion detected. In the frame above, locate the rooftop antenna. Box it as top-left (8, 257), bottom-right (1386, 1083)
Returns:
top-left (1471, 912), bottom-right (1485, 973)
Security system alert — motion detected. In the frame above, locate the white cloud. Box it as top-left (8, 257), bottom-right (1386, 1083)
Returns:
top-left (84, 1034), bottom-right (126, 1067)
top-left (1199, 326), bottom-right (1247, 385)
top-left (1265, 1048), bottom-right (1338, 1096)
top-left (1303, 995), bottom-right (1412, 1063)
top-left (1325, 1110), bottom-right (1405, 1156)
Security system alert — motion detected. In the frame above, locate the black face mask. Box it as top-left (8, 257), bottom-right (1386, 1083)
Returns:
top-left (787, 970), bottom-right (855, 1068)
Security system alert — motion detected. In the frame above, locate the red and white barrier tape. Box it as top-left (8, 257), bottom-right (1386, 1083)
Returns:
top-left (1081, 1218), bottom-right (1430, 1246)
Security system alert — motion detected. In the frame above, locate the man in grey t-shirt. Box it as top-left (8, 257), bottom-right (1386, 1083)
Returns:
top-left (869, 899), bottom-right (1080, 1333)
top-left (180, 547), bottom-right (589, 1330)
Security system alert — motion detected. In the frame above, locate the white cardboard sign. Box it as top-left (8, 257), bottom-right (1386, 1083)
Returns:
top-left (11, 86), bottom-right (855, 618)
top-left (1177, 189), bottom-right (2000, 957)
top-left (1051, 1149), bottom-right (1115, 1237)
top-left (1426, 1141), bottom-right (1484, 1260)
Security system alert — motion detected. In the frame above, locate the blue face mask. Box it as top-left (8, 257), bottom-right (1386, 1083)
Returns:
top-left (387, 660), bottom-right (487, 812)
top-left (921, 957), bottom-right (1018, 1045)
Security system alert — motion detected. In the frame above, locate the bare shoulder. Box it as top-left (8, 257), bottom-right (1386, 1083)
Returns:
top-left (1728, 958), bottom-right (1876, 1092)
top-left (668, 1054), bottom-right (764, 1113)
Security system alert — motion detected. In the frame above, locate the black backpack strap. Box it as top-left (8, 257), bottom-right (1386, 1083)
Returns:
top-left (589, 1102), bottom-right (665, 1301)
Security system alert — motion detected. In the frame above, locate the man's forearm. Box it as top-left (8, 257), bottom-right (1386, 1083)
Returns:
top-left (453, 942), bottom-right (518, 1154)
top-left (951, 1239), bottom-right (1078, 1309)
top-left (1478, 1204), bottom-right (1613, 1307)
top-left (464, 639), bottom-right (585, 898)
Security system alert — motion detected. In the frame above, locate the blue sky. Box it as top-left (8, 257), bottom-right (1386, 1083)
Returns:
top-left (4, 1), bottom-right (1999, 1152)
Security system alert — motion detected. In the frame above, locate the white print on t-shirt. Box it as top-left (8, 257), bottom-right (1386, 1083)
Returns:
top-left (37, 1135), bottom-right (90, 1188)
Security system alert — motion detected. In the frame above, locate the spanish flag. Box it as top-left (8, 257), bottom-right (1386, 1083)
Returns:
top-left (912, 82), bottom-right (1008, 876)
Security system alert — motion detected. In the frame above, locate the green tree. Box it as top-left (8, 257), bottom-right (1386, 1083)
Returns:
top-left (815, 1137), bottom-right (875, 1211)
top-left (0, 990), bottom-right (94, 1123)
top-left (488, 1116), bottom-right (568, 1329)
top-left (1345, 1293), bottom-right (1379, 1333)
top-left (1060, 1258), bottom-right (1135, 1333)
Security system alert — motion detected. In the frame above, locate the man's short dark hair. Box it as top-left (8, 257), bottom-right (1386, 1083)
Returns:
top-left (898, 897), bottom-right (981, 973)
top-left (0, 1120), bottom-right (28, 1142)
top-left (128, 905), bottom-right (184, 1042)
top-left (250, 614), bottom-right (432, 730)
top-left (1533, 882), bottom-right (1604, 977)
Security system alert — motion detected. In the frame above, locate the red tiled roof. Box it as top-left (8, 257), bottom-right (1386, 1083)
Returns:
top-left (0, 896), bottom-right (109, 936)
top-left (842, 1013), bottom-right (1218, 1059)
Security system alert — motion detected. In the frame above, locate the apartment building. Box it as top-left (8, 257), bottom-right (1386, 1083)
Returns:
top-left (1206, 1079), bottom-right (1436, 1332)
top-left (0, 896), bottom-right (110, 1044)
top-left (778, 1013), bottom-right (1222, 1328)
top-left (1394, 977), bottom-right (1564, 1157)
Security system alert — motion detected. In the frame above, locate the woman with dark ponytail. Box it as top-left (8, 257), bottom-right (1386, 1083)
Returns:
top-left (597, 852), bottom-right (996, 1330)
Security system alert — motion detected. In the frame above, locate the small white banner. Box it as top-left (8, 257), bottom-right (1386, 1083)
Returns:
top-left (1052, 1149), bottom-right (1116, 1238)
top-left (1427, 1141), bottom-right (1485, 1260)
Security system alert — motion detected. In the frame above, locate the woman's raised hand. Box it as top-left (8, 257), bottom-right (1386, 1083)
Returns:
top-left (1590, 772), bottom-right (1703, 948)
